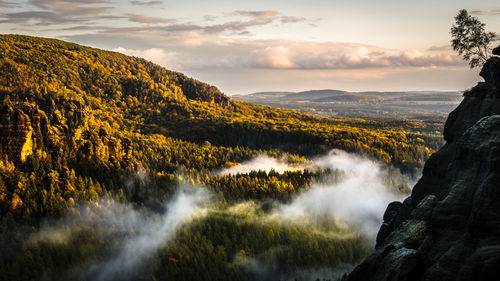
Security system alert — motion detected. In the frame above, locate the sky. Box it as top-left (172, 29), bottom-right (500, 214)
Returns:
top-left (1, 0), bottom-right (500, 95)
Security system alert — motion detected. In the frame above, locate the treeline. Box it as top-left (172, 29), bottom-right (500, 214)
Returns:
top-left (157, 211), bottom-right (369, 281)
top-left (205, 169), bottom-right (340, 201)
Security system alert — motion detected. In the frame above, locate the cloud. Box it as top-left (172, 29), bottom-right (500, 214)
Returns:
top-left (112, 47), bottom-right (181, 68)
top-left (66, 23), bottom-right (463, 73)
top-left (0, 0), bottom-right (116, 25)
top-left (202, 17), bottom-right (277, 35)
top-left (0, 11), bottom-right (85, 24)
top-left (247, 43), bottom-right (462, 70)
top-left (137, 10), bottom-right (304, 36)
top-left (66, 22), bottom-right (462, 73)
top-left (194, 10), bottom-right (311, 35)
top-left (29, 0), bottom-right (108, 7)
top-left (0, 11), bottom-right (122, 25)
top-left (0, 0), bottom-right (18, 8)
top-left (2, 5), bottom-right (309, 34)
top-left (130, 0), bottom-right (162, 6)
top-left (234, 10), bottom-right (279, 19)
top-left (470, 9), bottom-right (500, 16)
top-left (428, 45), bottom-right (452, 52)
top-left (94, 14), bottom-right (281, 36)
top-left (203, 15), bottom-right (217, 22)
top-left (59, 25), bottom-right (110, 31)
top-left (228, 10), bottom-right (307, 32)
top-left (28, 0), bottom-right (112, 15)
top-left (45, 9), bottom-right (462, 76)
top-left (280, 16), bottom-right (307, 24)
top-left (109, 26), bottom-right (461, 69)
top-left (126, 13), bottom-right (172, 24)
top-left (250, 46), bottom-right (296, 69)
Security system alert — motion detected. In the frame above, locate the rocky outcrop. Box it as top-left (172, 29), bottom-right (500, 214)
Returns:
top-left (347, 53), bottom-right (500, 281)
top-left (76, 127), bottom-right (131, 164)
top-left (493, 46), bottom-right (500, 56)
top-left (0, 105), bottom-right (36, 163)
top-left (0, 99), bottom-right (85, 163)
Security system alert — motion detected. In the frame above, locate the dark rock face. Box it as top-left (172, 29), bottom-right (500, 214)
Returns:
top-left (493, 45), bottom-right (500, 56)
top-left (376, 201), bottom-right (402, 246)
top-left (347, 58), bottom-right (500, 281)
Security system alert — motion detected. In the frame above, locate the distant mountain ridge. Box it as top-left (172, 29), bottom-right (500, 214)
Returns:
top-left (235, 89), bottom-right (462, 102)
top-left (314, 94), bottom-right (383, 103)
top-left (233, 89), bottom-right (463, 118)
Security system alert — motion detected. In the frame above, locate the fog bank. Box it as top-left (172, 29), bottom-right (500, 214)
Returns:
top-left (218, 154), bottom-right (304, 175)
top-left (34, 186), bottom-right (211, 281)
top-left (277, 150), bottom-right (404, 239)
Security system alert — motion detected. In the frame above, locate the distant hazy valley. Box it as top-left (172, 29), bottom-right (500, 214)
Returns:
top-left (233, 90), bottom-right (463, 119)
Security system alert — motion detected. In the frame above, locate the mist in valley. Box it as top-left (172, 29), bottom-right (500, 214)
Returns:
top-left (32, 186), bottom-right (212, 281)
top-left (277, 150), bottom-right (404, 239)
top-left (25, 149), bottom-right (411, 280)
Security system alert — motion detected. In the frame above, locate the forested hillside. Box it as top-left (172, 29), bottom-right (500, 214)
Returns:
top-left (0, 35), bottom-right (443, 281)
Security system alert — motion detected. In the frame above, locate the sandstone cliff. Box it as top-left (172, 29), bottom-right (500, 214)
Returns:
top-left (347, 54), bottom-right (500, 280)
top-left (0, 96), bottom-right (131, 165)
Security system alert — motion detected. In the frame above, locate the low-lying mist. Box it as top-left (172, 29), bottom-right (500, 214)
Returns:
top-left (27, 149), bottom-right (409, 280)
top-left (224, 149), bottom-right (407, 279)
top-left (277, 149), bottom-right (403, 239)
top-left (34, 186), bottom-right (211, 281)
top-left (218, 154), bottom-right (304, 175)
top-left (220, 149), bottom-right (405, 239)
